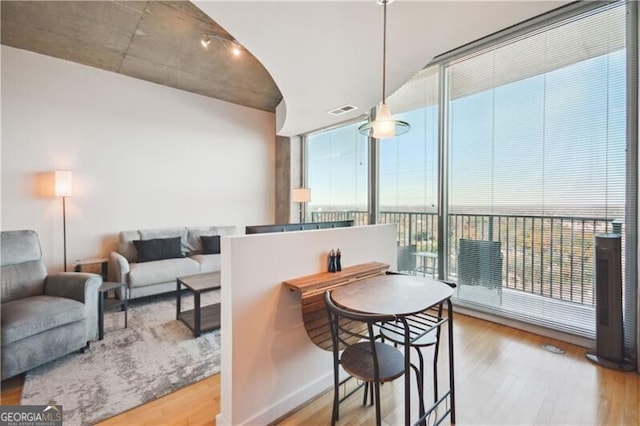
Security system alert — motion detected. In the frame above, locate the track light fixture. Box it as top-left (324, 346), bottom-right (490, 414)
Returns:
top-left (200, 34), bottom-right (243, 57)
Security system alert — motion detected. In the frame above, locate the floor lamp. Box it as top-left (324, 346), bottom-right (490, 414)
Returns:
top-left (292, 188), bottom-right (311, 223)
top-left (55, 170), bottom-right (72, 272)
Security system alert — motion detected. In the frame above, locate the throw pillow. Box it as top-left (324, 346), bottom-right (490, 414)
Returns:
top-left (133, 237), bottom-right (184, 263)
top-left (200, 235), bottom-right (221, 254)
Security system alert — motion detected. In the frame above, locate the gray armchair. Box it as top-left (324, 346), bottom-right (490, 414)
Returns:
top-left (1, 229), bottom-right (102, 379)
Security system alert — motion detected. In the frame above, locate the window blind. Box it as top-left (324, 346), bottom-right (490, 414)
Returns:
top-left (379, 66), bottom-right (440, 269)
top-left (447, 3), bottom-right (627, 338)
top-left (307, 122), bottom-right (368, 223)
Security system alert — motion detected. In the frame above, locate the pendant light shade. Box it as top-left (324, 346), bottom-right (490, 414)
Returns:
top-left (359, 102), bottom-right (411, 139)
top-left (358, 0), bottom-right (410, 139)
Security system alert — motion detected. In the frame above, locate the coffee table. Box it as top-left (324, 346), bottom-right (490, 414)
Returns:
top-left (176, 271), bottom-right (221, 337)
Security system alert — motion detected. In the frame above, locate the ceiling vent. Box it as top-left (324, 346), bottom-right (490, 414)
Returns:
top-left (328, 104), bottom-right (358, 116)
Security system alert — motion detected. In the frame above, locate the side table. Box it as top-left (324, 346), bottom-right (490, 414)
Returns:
top-left (176, 272), bottom-right (221, 338)
top-left (75, 257), bottom-right (109, 280)
top-left (99, 281), bottom-right (128, 340)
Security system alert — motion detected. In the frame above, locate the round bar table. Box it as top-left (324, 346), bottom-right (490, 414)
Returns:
top-left (331, 273), bottom-right (455, 425)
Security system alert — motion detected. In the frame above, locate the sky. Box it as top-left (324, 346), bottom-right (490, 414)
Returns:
top-left (308, 45), bottom-right (626, 218)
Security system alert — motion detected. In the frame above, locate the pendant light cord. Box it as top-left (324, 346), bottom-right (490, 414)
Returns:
top-left (382, 0), bottom-right (387, 104)
top-left (358, 0), bottom-right (410, 138)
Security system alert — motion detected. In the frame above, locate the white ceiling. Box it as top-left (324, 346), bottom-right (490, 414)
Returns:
top-left (196, 1), bottom-right (570, 137)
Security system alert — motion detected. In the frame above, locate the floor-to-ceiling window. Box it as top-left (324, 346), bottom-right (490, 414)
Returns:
top-left (307, 121), bottom-right (369, 224)
top-left (446, 3), bottom-right (627, 337)
top-left (305, 2), bottom-right (636, 350)
top-left (381, 66), bottom-right (439, 272)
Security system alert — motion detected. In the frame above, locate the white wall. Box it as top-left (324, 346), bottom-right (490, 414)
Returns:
top-left (1, 46), bottom-right (275, 272)
top-left (218, 224), bottom-right (397, 425)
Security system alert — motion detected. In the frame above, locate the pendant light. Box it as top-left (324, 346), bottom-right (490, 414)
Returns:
top-left (358, 0), bottom-right (410, 139)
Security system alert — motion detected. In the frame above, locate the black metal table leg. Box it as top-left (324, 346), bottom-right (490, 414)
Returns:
top-left (98, 291), bottom-right (105, 340)
top-left (194, 291), bottom-right (201, 337)
top-left (123, 287), bottom-right (128, 328)
top-left (404, 321), bottom-right (411, 426)
top-left (176, 279), bottom-right (181, 320)
top-left (448, 299), bottom-right (456, 424)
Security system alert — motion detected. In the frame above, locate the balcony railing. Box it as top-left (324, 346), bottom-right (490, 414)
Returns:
top-left (311, 210), bottom-right (621, 307)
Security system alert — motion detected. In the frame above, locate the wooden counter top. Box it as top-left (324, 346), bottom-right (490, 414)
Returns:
top-left (283, 261), bottom-right (389, 296)
top-left (282, 261), bottom-right (390, 350)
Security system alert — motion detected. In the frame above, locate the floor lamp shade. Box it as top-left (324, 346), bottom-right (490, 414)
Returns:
top-left (54, 170), bottom-right (73, 197)
top-left (292, 188), bottom-right (311, 223)
top-left (292, 188), bottom-right (311, 203)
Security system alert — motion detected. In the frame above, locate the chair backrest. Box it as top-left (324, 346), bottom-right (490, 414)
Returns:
top-left (458, 239), bottom-right (502, 288)
top-left (324, 290), bottom-right (395, 352)
top-left (1, 230), bottom-right (47, 303)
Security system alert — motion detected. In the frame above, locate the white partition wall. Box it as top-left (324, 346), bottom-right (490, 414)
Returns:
top-left (217, 224), bottom-right (397, 425)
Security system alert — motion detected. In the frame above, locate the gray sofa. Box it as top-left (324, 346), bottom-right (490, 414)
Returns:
top-left (1, 229), bottom-right (102, 379)
top-left (109, 226), bottom-right (236, 300)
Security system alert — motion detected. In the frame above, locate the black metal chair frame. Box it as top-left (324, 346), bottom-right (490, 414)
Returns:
top-left (324, 290), bottom-right (424, 426)
top-left (380, 307), bottom-right (442, 394)
top-left (377, 272), bottom-right (457, 426)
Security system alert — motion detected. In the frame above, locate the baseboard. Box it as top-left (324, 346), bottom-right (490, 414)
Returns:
top-left (218, 372), bottom-right (332, 426)
top-left (453, 305), bottom-right (594, 348)
top-left (215, 412), bottom-right (229, 426)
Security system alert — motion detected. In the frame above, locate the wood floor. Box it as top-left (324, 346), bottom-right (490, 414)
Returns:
top-left (2, 313), bottom-right (638, 425)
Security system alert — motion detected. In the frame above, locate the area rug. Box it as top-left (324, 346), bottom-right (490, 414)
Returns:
top-left (21, 290), bottom-right (221, 426)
